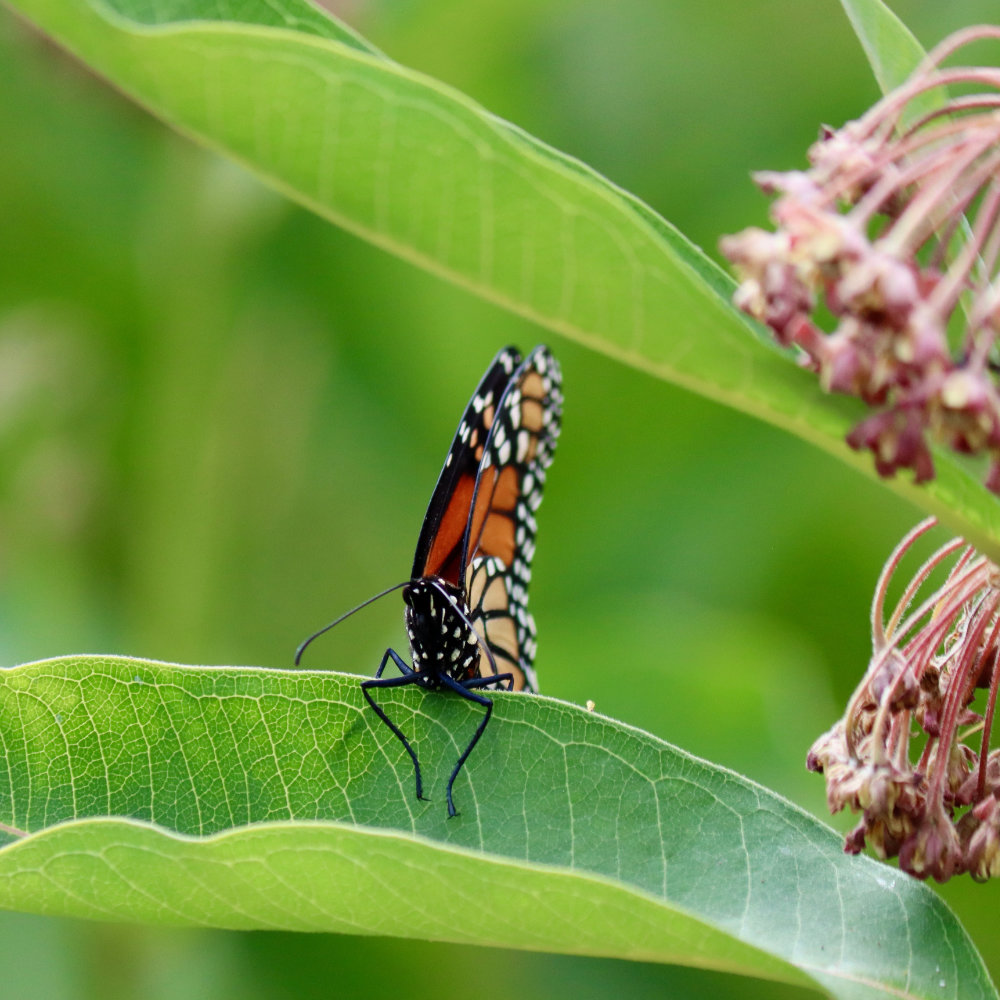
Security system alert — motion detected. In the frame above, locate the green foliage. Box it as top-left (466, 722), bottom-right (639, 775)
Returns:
top-left (1, 656), bottom-right (993, 999)
top-left (7, 0), bottom-right (1000, 554)
top-left (841, 0), bottom-right (930, 94)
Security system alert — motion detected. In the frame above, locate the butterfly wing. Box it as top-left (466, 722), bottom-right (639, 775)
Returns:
top-left (462, 346), bottom-right (562, 691)
top-left (411, 346), bottom-right (522, 585)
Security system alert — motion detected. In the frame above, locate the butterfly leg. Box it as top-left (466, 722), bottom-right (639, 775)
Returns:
top-left (462, 673), bottom-right (514, 692)
top-left (362, 655), bottom-right (427, 803)
top-left (438, 673), bottom-right (502, 818)
top-left (374, 647), bottom-right (416, 679)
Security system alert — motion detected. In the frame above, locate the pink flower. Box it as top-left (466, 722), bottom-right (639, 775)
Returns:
top-left (721, 26), bottom-right (1000, 494)
top-left (807, 518), bottom-right (1000, 881)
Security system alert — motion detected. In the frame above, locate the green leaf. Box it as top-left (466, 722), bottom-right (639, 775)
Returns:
top-left (0, 656), bottom-right (994, 999)
top-left (6, 0), bottom-right (1000, 554)
top-left (839, 0), bottom-right (928, 94)
top-left (839, 0), bottom-right (946, 122)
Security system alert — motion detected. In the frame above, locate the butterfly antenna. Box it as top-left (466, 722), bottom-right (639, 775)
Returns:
top-left (295, 581), bottom-right (409, 665)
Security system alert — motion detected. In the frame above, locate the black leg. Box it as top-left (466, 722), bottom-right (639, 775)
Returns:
top-left (362, 655), bottom-right (426, 802)
top-left (438, 673), bottom-right (497, 818)
top-left (462, 673), bottom-right (514, 692)
top-left (374, 647), bottom-right (415, 679)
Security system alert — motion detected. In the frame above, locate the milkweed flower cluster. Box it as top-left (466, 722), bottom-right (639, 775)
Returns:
top-left (720, 27), bottom-right (1000, 493)
top-left (808, 518), bottom-right (1000, 882)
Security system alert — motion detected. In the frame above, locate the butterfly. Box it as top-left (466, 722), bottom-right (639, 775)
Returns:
top-left (297, 345), bottom-right (561, 816)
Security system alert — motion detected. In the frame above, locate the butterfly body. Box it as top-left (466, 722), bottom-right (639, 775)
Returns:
top-left (401, 578), bottom-right (480, 687)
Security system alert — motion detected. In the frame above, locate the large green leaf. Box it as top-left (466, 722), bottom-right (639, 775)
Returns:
top-left (5, 0), bottom-right (1000, 554)
top-left (0, 656), bottom-right (994, 1000)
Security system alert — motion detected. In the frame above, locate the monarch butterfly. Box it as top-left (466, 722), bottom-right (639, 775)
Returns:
top-left (297, 345), bottom-right (562, 816)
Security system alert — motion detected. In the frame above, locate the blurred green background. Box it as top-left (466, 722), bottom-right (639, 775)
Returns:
top-left (1, 0), bottom-right (998, 996)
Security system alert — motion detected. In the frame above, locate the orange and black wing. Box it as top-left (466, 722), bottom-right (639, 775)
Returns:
top-left (462, 346), bottom-right (562, 692)
top-left (411, 347), bottom-right (523, 586)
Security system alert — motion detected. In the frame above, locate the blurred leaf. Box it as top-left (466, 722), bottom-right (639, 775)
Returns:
top-left (6, 0), bottom-right (1000, 556)
top-left (0, 657), bottom-right (994, 1000)
top-left (840, 0), bottom-right (928, 94)
top-left (840, 0), bottom-right (947, 127)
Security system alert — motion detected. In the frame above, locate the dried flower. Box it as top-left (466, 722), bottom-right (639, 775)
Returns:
top-left (808, 517), bottom-right (1000, 881)
top-left (721, 26), bottom-right (1000, 493)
